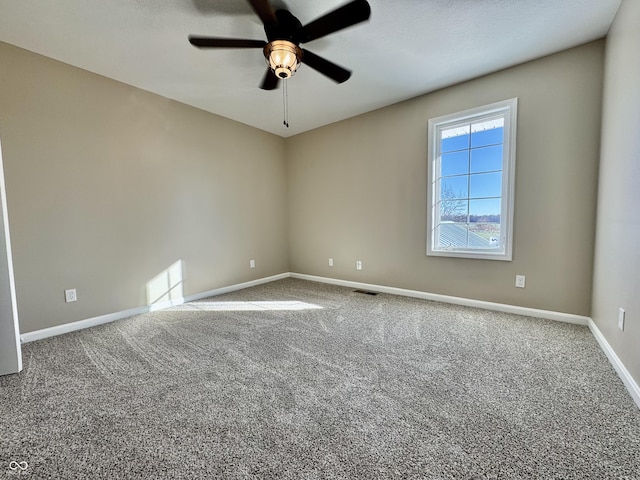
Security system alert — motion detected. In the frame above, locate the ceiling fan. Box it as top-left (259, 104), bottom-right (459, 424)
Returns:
top-left (188, 0), bottom-right (372, 90)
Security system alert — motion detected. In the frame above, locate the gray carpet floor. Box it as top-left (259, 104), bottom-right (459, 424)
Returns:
top-left (1, 278), bottom-right (639, 479)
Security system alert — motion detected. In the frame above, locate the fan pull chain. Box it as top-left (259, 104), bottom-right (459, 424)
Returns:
top-left (282, 78), bottom-right (289, 128)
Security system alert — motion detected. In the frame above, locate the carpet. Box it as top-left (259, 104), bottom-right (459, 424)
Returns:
top-left (1, 278), bottom-right (639, 479)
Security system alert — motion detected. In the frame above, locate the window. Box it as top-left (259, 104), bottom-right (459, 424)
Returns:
top-left (427, 98), bottom-right (517, 260)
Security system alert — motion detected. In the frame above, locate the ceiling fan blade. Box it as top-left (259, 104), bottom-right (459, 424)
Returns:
top-left (189, 37), bottom-right (267, 48)
top-left (260, 68), bottom-right (280, 90)
top-left (301, 49), bottom-right (351, 84)
top-left (297, 0), bottom-right (371, 43)
top-left (247, 0), bottom-right (278, 26)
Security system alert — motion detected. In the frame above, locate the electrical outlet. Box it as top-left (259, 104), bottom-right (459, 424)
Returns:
top-left (618, 308), bottom-right (625, 331)
top-left (249, 259), bottom-right (255, 269)
top-left (328, 258), bottom-right (334, 267)
top-left (515, 275), bottom-right (526, 288)
top-left (356, 260), bottom-right (362, 270)
top-left (64, 288), bottom-right (77, 303)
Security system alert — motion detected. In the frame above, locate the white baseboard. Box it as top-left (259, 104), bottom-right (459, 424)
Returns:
top-left (20, 273), bottom-right (289, 344)
top-left (588, 319), bottom-right (640, 409)
top-left (183, 273), bottom-right (289, 304)
top-left (20, 305), bottom-right (150, 344)
top-left (290, 273), bottom-right (590, 325)
top-left (145, 273), bottom-right (291, 312)
top-left (19, 271), bottom-right (589, 344)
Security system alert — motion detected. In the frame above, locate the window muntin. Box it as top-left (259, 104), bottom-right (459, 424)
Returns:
top-left (427, 99), bottom-right (517, 260)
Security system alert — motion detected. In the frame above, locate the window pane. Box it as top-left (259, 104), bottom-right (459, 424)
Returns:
top-left (469, 197), bottom-right (501, 249)
top-left (438, 198), bottom-right (467, 222)
top-left (469, 172), bottom-right (501, 198)
top-left (470, 145), bottom-right (502, 173)
top-left (442, 134), bottom-right (470, 153)
top-left (436, 222), bottom-right (469, 249)
top-left (471, 124), bottom-right (503, 148)
top-left (437, 222), bottom-right (495, 249)
top-left (441, 125), bottom-right (470, 153)
top-left (441, 150), bottom-right (469, 176)
top-left (469, 223), bottom-right (501, 248)
top-left (469, 198), bottom-right (501, 219)
top-left (440, 176), bottom-right (468, 199)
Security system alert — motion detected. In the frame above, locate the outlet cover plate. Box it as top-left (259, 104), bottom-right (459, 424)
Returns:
top-left (515, 275), bottom-right (526, 288)
top-left (65, 289), bottom-right (77, 303)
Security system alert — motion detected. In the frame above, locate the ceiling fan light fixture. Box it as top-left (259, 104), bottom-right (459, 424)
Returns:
top-left (264, 40), bottom-right (302, 79)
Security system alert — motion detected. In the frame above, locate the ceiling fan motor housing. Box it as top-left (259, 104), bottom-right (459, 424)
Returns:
top-left (263, 40), bottom-right (303, 79)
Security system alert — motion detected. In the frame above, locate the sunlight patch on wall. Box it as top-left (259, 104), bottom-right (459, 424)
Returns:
top-left (146, 260), bottom-right (184, 311)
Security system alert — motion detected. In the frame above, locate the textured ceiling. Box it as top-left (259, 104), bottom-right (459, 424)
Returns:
top-left (0, 0), bottom-right (621, 137)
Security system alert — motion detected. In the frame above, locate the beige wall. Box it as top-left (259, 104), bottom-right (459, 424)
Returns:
top-left (592, 0), bottom-right (640, 387)
top-left (287, 41), bottom-right (605, 316)
top-left (0, 42), bottom-right (288, 333)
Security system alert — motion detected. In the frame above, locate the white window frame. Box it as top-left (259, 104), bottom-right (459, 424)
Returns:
top-left (427, 98), bottom-right (517, 261)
